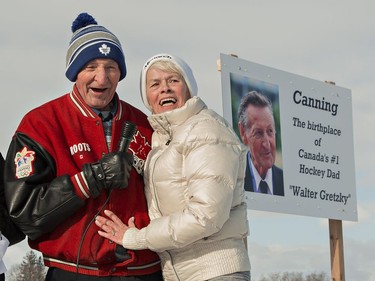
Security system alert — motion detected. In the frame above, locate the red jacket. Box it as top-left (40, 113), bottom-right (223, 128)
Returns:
top-left (4, 86), bottom-right (160, 276)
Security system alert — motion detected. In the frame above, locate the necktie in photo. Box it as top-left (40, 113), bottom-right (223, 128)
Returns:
top-left (259, 180), bottom-right (269, 194)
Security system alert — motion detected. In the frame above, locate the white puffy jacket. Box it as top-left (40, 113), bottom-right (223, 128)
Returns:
top-left (125, 97), bottom-right (250, 280)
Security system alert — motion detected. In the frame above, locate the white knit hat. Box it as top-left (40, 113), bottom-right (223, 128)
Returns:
top-left (140, 54), bottom-right (198, 111)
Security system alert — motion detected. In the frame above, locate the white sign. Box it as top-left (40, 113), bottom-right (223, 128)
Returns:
top-left (220, 53), bottom-right (357, 221)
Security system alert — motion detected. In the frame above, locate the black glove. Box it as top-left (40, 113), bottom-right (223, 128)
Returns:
top-left (82, 152), bottom-right (133, 198)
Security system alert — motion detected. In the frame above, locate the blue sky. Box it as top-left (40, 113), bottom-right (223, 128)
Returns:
top-left (1, 1), bottom-right (374, 280)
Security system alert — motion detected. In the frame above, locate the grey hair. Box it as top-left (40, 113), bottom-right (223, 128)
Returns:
top-left (237, 91), bottom-right (273, 128)
top-left (148, 60), bottom-right (190, 95)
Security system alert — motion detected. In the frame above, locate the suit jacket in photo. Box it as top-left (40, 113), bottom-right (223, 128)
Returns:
top-left (244, 158), bottom-right (284, 196)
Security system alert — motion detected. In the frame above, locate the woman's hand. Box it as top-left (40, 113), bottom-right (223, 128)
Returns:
top-left (95, 209), bottom-right (137, 245)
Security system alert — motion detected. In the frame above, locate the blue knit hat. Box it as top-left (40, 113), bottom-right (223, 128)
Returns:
top-left (65, 13), bottom-right (126, 82)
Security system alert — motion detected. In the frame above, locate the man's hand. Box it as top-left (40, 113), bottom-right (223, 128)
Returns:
top-left (82, 152), bottom-right (133, 198)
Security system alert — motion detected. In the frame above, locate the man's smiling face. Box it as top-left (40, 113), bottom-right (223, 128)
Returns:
top-left (76, 58), bottom-right (120, 110)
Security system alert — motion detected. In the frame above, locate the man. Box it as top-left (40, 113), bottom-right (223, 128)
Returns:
top-left (0, 153), bottom-right (25, 280)
top-left (238, 91), bottom-right (284, 196)
top-left (3, 13), bottom-right (162, 280)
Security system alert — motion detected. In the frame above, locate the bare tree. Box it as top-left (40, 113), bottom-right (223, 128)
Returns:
top-left (5, 265), bottom-right (22, 281)
top-left (305, 272), bottom-right (330, 281)
top-left (6, 250), bottom-right (46, 281)
top-left (257, 271), bottom-right (329, 281)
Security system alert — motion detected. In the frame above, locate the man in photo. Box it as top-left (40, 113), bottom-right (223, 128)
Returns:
top-left (237, 91), bottom-right (284, 196)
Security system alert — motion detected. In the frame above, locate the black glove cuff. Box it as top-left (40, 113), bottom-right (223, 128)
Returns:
top-left (82, 162), bottom-right (105, 198)
top-left (90, 162), bottom-right (106, 185)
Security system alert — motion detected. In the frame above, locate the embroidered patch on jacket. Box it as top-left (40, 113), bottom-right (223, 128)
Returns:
top-left (14, 147), bottom-right (36, 179)
top-left (129, 131), bottom-right (151, 175)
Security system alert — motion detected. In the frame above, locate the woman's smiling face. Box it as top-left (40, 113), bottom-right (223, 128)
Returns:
top-left (146, 67), bottom-right (190, 114)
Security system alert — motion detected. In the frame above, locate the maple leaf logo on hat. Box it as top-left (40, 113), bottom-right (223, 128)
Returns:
top-left (99, 44), bottom-right (111, 56)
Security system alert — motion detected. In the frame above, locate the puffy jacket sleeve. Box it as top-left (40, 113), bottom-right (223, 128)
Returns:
top-left (4, 133), bottom-right (85, 240)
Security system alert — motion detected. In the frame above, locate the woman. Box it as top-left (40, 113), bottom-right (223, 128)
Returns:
top-left (96, 54), bottom-right (251, 280)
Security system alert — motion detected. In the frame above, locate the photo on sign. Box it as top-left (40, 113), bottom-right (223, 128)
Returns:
top-left (230, 73), bottom-right (284, 196)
